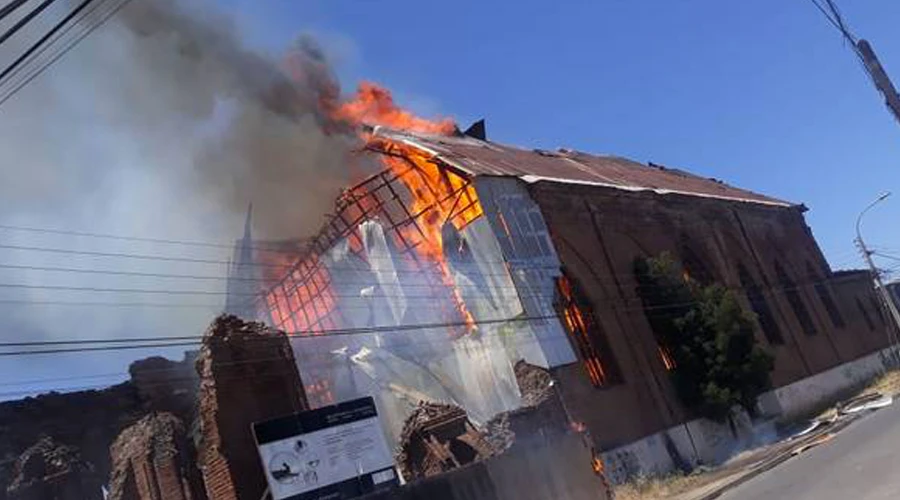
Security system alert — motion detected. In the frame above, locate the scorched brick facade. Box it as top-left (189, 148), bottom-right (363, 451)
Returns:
top-left (225, 126), bottom-right (892, 480)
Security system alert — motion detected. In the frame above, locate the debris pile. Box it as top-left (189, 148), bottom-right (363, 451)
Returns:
top-left (482, 361), bottom-right (569, 454)
top-left (396, 401), bottom-right (495, 481)
top-left (481, 412), bottom-right (516, 452)
top-left (6, 436), bottom-right (100, 500)
top-left (514, 360), bottom-right (554, 407)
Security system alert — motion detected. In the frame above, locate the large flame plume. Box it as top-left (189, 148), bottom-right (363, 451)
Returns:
top-left (261, 80), bottom-right (484, 335)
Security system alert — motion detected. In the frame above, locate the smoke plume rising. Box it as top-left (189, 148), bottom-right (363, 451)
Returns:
top-left (0, 0), bottom-right (376, 389)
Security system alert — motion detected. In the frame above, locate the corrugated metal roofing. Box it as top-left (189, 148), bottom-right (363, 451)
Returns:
top-left (375, 128), bottom-right (793, 208)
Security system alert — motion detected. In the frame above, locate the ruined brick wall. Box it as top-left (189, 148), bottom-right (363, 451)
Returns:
top-left (529, 182), bottom-right (883, 449)
top-left (108, 412), bottom-right (205, 500)
top-left (196, 315), bottom-right (307, 500)
top-left (6, 436), bottom-right (101, 500)
top-left (129, 352), bottom-right (199, 422)
top-left (0, 351), bottom-right (201, 500)
top-left (0, 384), bottom-right (142, 500)
top-left (396, 402), bottom-right (496, 481)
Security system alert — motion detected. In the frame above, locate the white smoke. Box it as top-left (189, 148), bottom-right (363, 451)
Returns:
top-left (0, 0), bottom-right (374, 392)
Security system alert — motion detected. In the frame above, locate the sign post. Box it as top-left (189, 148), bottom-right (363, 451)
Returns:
top-left (253, 397), bottom-right (399, 500)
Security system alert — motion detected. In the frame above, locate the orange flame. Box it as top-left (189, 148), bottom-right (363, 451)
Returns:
top-left (264, 82), bottom-right (480, 335)
top-left (333, 82), bottom-right (456, 135)
top-left (557, 276), bottom-right (608, 386)
top-left (336, 82), bottom-right (479, 333)
top-left (380, 143), bottom-right (480, 333)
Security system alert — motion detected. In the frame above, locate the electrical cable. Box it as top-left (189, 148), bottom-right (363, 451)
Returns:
top-left (0, 222), bottom-right (305, 254)
top-left (0, 314), bottom-right (559, 355)
top-left (0, 0), bottom-right (132, 108)
top-left (0, 0), bottom-right (96, 85)
top-left (0, 0), bottom-right (29, 20)
top-left (0, 270), bottom-right (881, 350)
top-left (0, 0), bottom-right (58, 48)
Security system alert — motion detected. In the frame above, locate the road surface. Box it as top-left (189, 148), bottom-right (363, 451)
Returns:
top-left (721, 401), bottom-right (900, 500)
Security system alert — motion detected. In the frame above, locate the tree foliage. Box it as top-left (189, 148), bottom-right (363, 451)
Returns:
top-left (634, 253), bottom-right (774, 421)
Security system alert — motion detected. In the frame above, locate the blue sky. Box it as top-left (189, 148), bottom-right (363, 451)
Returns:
top-left (228, 0), bottom-right (900, 271)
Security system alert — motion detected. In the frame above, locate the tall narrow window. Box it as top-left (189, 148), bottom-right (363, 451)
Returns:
top-left (775, 261), bottom-right (817, 336)
top-left (680, 243), bottom-right (712, 284)
top-left (856, 297), bottom-right (875, 331)
top-left (738, 263), bottom-right (784, 344)
top-left (806, 262), bottom-right (845, 329)
top-left (869, 295), bottom-right (886, 326)
top-left (555, 273), bottom-right (622, 387)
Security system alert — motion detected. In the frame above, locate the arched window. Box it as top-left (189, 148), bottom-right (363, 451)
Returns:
top-left (738, 263), bottom-right (784, 344)
top-left (555, 272), bottom-right (623, 387)
top-left (774, 261), bottom-right (817, 336)
top-left (856, 297), bottom-right (875, 331)
top-left (806, 262), bottom-right (845, 329)
top-left (680, 243), bottom-right (712, 285)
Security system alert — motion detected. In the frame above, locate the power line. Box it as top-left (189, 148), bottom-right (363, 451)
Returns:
top-left (872, 252), bottom-right (900, 263)
top-left (808, 0), bottom-right (858, 47)
top-left (0, 0), bottom-right (29, 22)
top-left (0, 0), bottom-right (131, 107)
top-left (0, 315), bottom-right (555, 347)
top-left (0, 314), bottom-right (559, 355)
top-left (0, 262), bottom-right (544, 293)
top-left (0, 0), bottom-right (58, 48)
top-left (0, 242), bottom-right (291, 267)
top-left (0, 266), bottom-right (868, 299)
top-left (0, 0), bottom-right (96, 85)
top-left (0, 222), bottom-right (304, 255)
top-left (0, 0), bottom-right (106, 93)
top-left (0, 270), bottom-right (883, 350)
top-left (0, 298), bottom-right (223, 308)
top-left (0, 242), bottom-right (557, 276)
top-left (0, 340), bottom-right (198, 357)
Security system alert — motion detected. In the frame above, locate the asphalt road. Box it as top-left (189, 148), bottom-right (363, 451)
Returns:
top-left (721, 401), bottom-right (900, 500)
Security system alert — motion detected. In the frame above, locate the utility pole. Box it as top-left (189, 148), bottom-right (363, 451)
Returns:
top-left (855, 192), bottom-right (900, 366)
top-left (856, 40), bottom-right (900, 126)
top-left (808, 0), bottom-right (900, 126)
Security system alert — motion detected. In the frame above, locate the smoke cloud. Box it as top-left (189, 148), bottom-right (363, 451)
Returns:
top-left (0, 0), bottom-right (376, 389)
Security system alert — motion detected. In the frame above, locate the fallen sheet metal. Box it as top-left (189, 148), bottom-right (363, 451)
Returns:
top-left (840, 394), bottom-right (893, 414)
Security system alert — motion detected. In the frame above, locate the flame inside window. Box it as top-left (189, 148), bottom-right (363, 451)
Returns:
top-left (657, 344), bottom-right (677, 371)
top-left (555, 274), bottom-right (621, 387)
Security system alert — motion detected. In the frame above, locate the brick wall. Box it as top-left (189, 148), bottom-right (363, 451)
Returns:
top-left (529, 182), bottom-right (889, 449)
top-left (107, 412), bottom-right (203, 500)
top-left (195, 315), bottom-right (308, 500)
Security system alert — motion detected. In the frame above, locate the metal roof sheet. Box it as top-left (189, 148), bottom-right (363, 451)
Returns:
top-left (374, 128), bottom-right (793, 208)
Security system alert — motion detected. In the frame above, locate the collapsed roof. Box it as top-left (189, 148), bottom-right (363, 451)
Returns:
top-left (369, 127), bottom-right (792, 208)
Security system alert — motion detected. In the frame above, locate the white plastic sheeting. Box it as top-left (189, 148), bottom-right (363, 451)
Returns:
top-left (474, 177), bottom-right (577, 368)
top-left (285, 177), bottom-right (576, 443)
top-left (289, 216), bottom-right (529, 441)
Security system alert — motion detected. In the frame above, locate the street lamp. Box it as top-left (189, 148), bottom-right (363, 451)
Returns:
top-left (855, 192), bottom-right (900, 366)
top-left (856, 191), bottom-right (891, 247)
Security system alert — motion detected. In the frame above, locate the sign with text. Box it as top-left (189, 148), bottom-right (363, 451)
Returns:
top-left (252, 397), bottom-right (398, 500)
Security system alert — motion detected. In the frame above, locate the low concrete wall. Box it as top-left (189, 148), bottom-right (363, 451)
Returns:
top-left (601, 348), bottom-right (891, 483)
top-left (363, 433), bottom-right (609, 500)
top-left (757, 347), bottom-right (891, 420)
top-left (600, 413), bottom-right (778, 484)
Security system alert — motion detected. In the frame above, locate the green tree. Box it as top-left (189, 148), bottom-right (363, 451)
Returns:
top-left (634, 253), bottom-right (774, 421)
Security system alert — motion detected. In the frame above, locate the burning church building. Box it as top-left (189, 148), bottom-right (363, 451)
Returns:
top-left (224, 91), bottom-right (894, 481)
